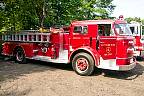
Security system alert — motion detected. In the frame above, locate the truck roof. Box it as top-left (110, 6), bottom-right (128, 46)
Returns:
top-left (71, 19), bottom-right (127, 25)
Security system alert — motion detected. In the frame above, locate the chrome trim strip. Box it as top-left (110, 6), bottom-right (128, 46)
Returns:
top-left (119, 61), bottom-right (136, 71)
top-left (100, 38), bottom-right (116, 40)
top-left (116, 57), bottom-right (133, 59)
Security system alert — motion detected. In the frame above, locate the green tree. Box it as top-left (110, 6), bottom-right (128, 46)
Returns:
top-left (141, 19), bottom-right (144, 25)
top-left (125, 17), bottom-right (141, 23)
top-left (80, 0), bottom-right (115, 19)
top-left (1, 0), bottom-right (115, 31)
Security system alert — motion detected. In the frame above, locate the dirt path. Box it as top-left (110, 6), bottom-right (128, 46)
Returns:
top-left (0, 59), bottom-right (144, 96)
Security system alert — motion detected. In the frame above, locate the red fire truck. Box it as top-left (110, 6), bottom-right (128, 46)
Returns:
top-left (128, 21), bottom-right (144, 57)
top-left (1, 19), bottom-right (136, 76)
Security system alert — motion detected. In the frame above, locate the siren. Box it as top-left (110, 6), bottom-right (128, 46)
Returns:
top-left (119, 15), bottom-right (124, 20)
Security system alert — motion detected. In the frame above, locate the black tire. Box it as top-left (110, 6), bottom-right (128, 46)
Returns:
top-left (72, 53), bottom-right (95, 76)
top-left (15, 48), bottom-right (26, 64)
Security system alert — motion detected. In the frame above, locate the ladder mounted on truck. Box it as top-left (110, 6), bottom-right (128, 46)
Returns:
top-left (2, 30), bottom-right (50, 42)
top-left (1, 28), bottom-right (64, 43)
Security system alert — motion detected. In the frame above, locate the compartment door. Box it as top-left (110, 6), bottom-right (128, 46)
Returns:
top-left (99, 36), bottom-right (117, 60)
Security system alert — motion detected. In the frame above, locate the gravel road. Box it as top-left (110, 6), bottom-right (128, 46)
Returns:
top-left (0, 58), bottom-right (144, 96)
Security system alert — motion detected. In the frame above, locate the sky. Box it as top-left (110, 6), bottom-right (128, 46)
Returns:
top-left (112, 0), bottom-right (144, 19)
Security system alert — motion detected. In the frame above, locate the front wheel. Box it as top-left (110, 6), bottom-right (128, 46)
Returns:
top-left (15, 48), bottom-right (26, 64)
top-left (72, 53), bottom-right (95, 76)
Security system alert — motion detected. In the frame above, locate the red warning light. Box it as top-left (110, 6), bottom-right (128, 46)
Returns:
top-left (119, 15), bottom-right (124, 20)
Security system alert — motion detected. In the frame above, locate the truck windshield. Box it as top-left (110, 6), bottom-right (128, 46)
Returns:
top-left (115, 24), bottom-right (132, 35)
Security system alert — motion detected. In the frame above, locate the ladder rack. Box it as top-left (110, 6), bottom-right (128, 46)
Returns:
top-left (2, 31), bottom-right (51, 43)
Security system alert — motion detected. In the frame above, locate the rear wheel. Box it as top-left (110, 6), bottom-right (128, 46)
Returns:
top-left (15, 48), bottom-right (26, 64)
top-left (72, 53), bottom-right (95, 76)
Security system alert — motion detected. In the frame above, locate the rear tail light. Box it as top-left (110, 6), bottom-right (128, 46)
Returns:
top-left (2, 43), bottom-right (9, 54)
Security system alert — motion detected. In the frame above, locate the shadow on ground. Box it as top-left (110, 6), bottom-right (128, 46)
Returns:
top-left (1, 56), bottom-right (144, 82)
top-left (94, 62), bottom-right (144, 80)
top-left (0, 56), bottom-right (72, 83)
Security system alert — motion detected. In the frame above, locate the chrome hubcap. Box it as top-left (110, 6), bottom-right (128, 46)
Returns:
top-left (76, 58), bottom-right (88, 71)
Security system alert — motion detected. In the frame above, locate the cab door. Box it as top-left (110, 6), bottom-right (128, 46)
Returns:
top-left (98, 24), bottom-right (117, 60)
top-left (99, 36), bottom-right (117, 59)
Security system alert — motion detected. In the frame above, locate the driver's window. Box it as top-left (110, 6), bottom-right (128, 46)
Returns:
top-left (74, 26), bottom-right (82, 33)
top-left (98, 24), bottom-right (111, 36)
top-left (74, 26), bottom-right (88, 34)
top-left (82, 26), bottom-right (88, 34)
top-left (98, 25), bottom-right (104, 36)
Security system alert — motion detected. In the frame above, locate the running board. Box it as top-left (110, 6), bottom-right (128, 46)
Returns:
top-left (31, 55), bottom-right (68, 63)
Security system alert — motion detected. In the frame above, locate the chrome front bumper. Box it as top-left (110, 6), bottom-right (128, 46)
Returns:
top-left (119, 60), bottom-right (136, 71)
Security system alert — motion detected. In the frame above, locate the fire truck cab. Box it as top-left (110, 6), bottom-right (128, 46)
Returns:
top-left (1, 19), bottom-right (136, 76)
